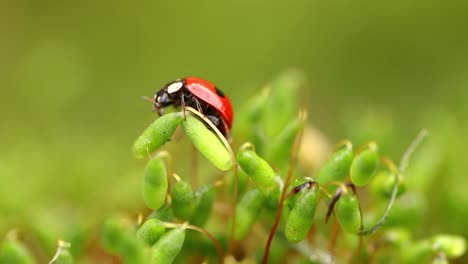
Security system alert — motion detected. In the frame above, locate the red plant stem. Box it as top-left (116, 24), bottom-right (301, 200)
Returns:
top-left (186, 224), bottom-right (225, 264)
top-left (328, 218), bottom-right (340, 255)
top-left (262, 126), bottom-right (304, 264)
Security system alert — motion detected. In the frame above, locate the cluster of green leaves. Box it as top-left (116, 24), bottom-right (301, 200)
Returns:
top-left (105, 71), bottom-right (465, 263)
top-left (1, 70), bottom-right (465, 263)
top-left (0, 233), bottom-right (73, 264)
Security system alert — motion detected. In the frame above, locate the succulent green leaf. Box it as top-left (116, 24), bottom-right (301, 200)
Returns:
top-left (181, 115), bottom-right (233, 171)
top-left (147, 205), bottom-right (174, 222)
top-left (267, 115), bottom-right (305, 166)
top-left (137, 219), bottom-right (166, 246)
top-left (143, 158), bottom-right (168, 210)
top-left (150, 226), bottom-right (186, 264)
top-left (262, 69), bottom-right (305, 137)
top-left (133, 112), bottom-right (184, 158)
top-left (370, 170), bottom-right (406, 199)
top-left (336, 192), bottom-right (362, 234)
top-left (237, 149), bottom-right (276, 195)
top-left (350, 145), bottom-right (379, 186)
top-left (171, 181), bottom-right (196, 220)
top-left (316, 143), bottom-right (353, 185)
top-left (189, 185), bottom-right (216, 227)
top-left (285, 186), bottom-right (319, 243)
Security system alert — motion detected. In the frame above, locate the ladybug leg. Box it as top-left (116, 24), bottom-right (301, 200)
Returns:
top-left (180, 93), bottom-right (187, 120)
top-left (205, 115), bottom-right (220, 127)
top-left (191, 97), bottom-right (204, 114)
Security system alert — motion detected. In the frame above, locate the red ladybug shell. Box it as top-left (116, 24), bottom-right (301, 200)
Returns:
top-left (184, 77), bottom-right (234, 129)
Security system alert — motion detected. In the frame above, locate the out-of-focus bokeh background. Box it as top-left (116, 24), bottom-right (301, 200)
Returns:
top-left (1, 0), bottom-right (467, 262)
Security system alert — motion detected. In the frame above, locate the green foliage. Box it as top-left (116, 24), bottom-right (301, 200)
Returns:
top-left (335, 191), bottom-right (362, 234)
top-left (189, 185), bottom-right (216, 227)
top-left (101, 216), bottom-right (145, 264)
top-left (142, 157), bottom-right (168, 210)
top-left (136, 219), bottom-right (166, 246)
top-left (316, 142), bottom-right (354, 185)
top-left (0, 235), bottom-right (35, 264)
top-left (266, 112), bottom-right (306, 166)
top-left (285, 183), bottom-right (319, 243)
top-left (233, 189), bottom-right (266, 240)
top-left (150, 227), bottom-right (186, 264)
top-left (370, 170), bottom-right (406, 199)
top-left (237, 148), bottom-right (277, 195)
top-left (432, 234), bottom-right (466, 259)
top-left (170, 180), bottom-right (196, 221)
top-left (1, 70), bottom-right (466, 264)
top-left (133, 112), bottom-right (184, 158)
top-left (181, 115), bottom-right (234, 171)
top-left (60, 70), bottom-right (468, 263)
top-left (350, 143), bottom-right (379, 186)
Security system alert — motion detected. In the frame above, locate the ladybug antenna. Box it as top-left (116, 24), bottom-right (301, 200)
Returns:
top-left (140, 95), bottom-right (157, 112)
top-left (140, 95), bottom-right (155, 104)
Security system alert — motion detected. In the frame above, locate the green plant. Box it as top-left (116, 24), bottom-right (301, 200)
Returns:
top-left (125, 69), bottom-right (466, 263)
top-left (1, 70), bottom-right (465, 263)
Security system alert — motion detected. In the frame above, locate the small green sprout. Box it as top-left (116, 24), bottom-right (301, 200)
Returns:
top-left (189, 184), bottom-right (216, 227)
top-left (335, 190), bottom-right (362, 234)
top-left (181, 114), bottom-right (233, 171)
top-left (132, 112), bottom-right (184, 158)
top-left (266, 112), bottom-right (307, 166)
top-left (350, 142), bottom-right (379, 186)
top-left (326, 185), bottom-right (362, 234)
top-left (150, 225), bottom-right (186, 264)
top-left (370, 170), bottom-right (406, 199)
top-left (170, 177), bottom-right (196, 221)
top-left (136, 219), bottom-right (166, 246)
top-left (285, 181), bottom-right (320, 243)
top-left (316, 141), bottom-right (354, 185)
top-left (142, 156), bottom-right (168, 210)
top-left (237, 143), bottom-right (277, 195)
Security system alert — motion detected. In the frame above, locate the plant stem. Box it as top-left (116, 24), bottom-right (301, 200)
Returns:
top-left (262, 110), bottom-right (306, 264)
top-left (49, 240), bottom-right (71, 264)
top-left (327, 218), bottom-right (340, 255)
top-left (399, 129), bottom-right (428, 172)
top-left (160, 221), bottom-right (225, 264)
top-left (171, 173), bottom-right (182, 182)
top-left (358, 129), bottom-right (428, 235)
top-left (186, 224), bottom-right (225, 264)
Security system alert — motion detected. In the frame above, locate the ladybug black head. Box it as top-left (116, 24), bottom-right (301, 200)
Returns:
top-left (153, 90), bottom-right (170, 115)
top-left (153, 80), bottom-right (185, 115)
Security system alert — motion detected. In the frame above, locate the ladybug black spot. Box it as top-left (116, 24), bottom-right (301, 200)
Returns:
top-left (214, 87), bottom-right (225, 98)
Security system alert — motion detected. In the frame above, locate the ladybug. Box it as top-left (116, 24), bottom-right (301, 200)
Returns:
top-left (154, 77), bottom-right (234, 137)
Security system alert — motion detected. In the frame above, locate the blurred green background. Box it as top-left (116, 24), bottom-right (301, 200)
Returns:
top-left (1, 0), bottom-right (467, 260)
